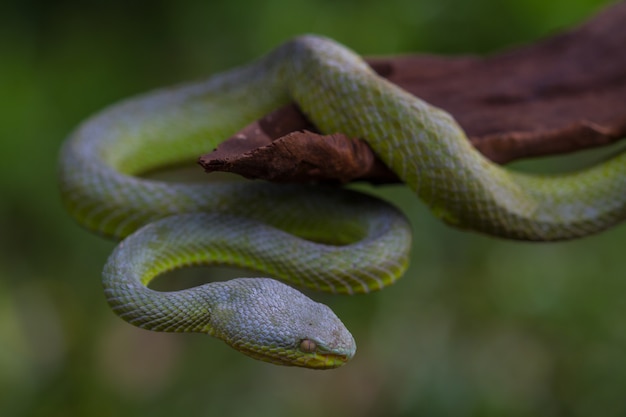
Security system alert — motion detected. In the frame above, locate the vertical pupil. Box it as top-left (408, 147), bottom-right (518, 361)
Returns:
top-left (300, 339), bottom-right (317, 352)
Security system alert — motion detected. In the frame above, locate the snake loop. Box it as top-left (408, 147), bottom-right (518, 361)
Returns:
top-left (59, 35), bottom-right (626, 369)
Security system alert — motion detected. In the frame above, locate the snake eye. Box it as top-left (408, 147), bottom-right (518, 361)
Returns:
top-left (299, 339), bottom-right (317, 353)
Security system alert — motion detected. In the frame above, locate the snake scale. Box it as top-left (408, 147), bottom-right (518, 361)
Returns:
top-left (59, 35), bottom-right (626, 369)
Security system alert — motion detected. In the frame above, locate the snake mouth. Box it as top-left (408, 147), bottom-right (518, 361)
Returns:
top-left (292, 342), bottom-right (356, 369)
top-left (232, 342), bottom-right (355, 369)
top-left (298, 351), bottom-right (354, 369)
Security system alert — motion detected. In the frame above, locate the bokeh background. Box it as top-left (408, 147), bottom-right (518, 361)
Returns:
top-left (2, 0), bottom-right (624, 416)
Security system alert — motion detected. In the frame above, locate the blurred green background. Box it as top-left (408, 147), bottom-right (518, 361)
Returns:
top-left (2, 0), bottom-right (625, 416)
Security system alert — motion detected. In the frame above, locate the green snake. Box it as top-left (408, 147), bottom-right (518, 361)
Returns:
top-left (59, 35), bottom-right (626, 369)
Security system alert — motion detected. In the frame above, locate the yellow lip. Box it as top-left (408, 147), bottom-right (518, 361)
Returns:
top-left (233, 342), bottom-right (355, 369)
top-left (296, 351), bottom-right (354, 369)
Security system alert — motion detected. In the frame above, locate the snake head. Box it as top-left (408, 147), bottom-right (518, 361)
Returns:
top-left (208, 278), bottom-right (356, 369)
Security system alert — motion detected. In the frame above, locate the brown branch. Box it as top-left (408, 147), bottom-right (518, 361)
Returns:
top-left (199, 1), bottom-right (626, 183)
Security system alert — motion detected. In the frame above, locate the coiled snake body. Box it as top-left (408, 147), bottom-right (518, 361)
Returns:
top-left (59, 35), bottom-right (626, 369)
